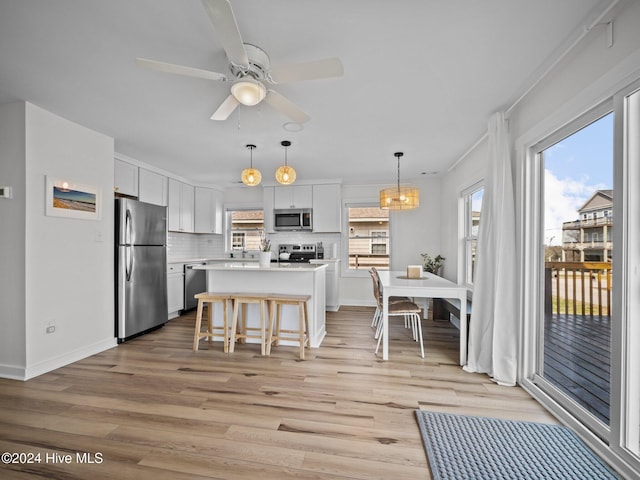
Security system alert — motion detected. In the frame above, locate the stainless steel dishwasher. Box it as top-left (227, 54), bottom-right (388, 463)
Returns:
top-left (184, 262), bottom-right (207, 310)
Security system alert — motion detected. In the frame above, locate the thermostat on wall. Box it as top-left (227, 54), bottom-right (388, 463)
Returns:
top-left (0, 186), bottom-right (13, 199)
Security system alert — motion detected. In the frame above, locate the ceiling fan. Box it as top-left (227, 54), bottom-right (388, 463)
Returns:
top-left (136, 0), bottom-right (343, 123)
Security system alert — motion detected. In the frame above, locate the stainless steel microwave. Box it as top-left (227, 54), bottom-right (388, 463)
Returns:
top-left (274, 208), bottom-right (312, 231)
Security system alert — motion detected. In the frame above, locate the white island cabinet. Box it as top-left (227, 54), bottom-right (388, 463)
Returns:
top-left (194, 263), bottom-right (327, 348)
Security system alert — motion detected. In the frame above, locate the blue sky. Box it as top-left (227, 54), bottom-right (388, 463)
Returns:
top-left (545, 112), bottom-right (613, 187)
top-left (544, 112), bottom-right (613, 245)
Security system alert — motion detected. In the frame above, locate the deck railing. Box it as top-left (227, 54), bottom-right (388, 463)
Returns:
top-left (544, 261), bottom-right (612, 317)
top-left (348, 254), bottom-right (390, 269)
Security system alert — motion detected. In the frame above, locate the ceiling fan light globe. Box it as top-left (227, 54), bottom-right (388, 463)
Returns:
top-left (241, 167), bottom-right (262, 186)
top-left (231, 78), bottom-right (266, 106)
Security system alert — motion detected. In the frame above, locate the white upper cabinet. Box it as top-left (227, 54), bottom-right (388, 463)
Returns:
top-left (138, 168), bottom-right (168, 206)
top-left (273, 185), bottom-right (312, 209)
top-left (194, 187), bottom-right (223, 234)
top-left (312, 184), bottom-right (342, 232)
top-left (114, 158), bottom-right (138, 197)
top-left (168, 178), bottom-right (194, 232)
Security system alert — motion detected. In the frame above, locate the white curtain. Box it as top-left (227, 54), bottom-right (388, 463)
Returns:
top-left (463, 111), bottom-right (518, 386)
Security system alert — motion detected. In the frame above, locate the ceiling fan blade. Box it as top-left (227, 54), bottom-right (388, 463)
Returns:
top-left (136, 58), bottom-right (227, 82)
top-left (201, 0), bottom-right (249, 68)
top-left (210, 94), bottom-right (239, 120)
top-left (270, 57), bottom-right (344, 84)
top-left (263, 90), bottom-right (310, 124)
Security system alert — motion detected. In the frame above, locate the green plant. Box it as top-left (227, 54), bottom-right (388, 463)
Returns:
top-left (421, 253), bottom-right (445, 274)
top-left (259, 233), bottom-right (271, 252)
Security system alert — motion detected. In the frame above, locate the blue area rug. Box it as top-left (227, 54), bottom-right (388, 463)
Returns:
top-left (415, 410), bottom-right (619, 480)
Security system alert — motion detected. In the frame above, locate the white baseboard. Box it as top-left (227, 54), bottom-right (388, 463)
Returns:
top-left (7, 337), bottom-right (118, 381)
top-left (0, 364), bottom-right (27, 381)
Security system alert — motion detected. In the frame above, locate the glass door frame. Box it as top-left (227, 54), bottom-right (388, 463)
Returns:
top-left (519, 80), bottom-right (640, 478)
top-left (612, 78), bottom-right (640, 466)
top-left (530, 101), bottom-right (614, 442)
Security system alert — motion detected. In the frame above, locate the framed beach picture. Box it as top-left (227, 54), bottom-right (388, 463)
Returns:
top-left (45, 176), bottom-right (102, 220)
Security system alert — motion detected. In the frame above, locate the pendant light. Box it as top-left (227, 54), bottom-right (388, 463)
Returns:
top-left (241, 144), bottom-right (262, 186)
top-left (275, 140), bottom-right (296, 185)
top-left (379, 152), bottom-right (419, 210)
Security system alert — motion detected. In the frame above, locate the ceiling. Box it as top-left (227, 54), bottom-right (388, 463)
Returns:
top-left (0, 0), bottom-right (611, 188)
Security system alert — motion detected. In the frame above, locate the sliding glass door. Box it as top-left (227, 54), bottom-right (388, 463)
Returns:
top-left (536, 107), bottom-right (614, 431)
top-left (524, 80), bottom-right (640, 475)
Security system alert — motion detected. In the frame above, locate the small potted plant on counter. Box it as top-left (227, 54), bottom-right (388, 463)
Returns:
top-left (421, 253), bottom-right (445, 275)
top-left (259, 234), bottom-right (272, 267)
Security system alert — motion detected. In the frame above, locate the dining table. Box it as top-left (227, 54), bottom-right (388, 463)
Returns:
top-left (377, 270), bottom-right (468, 364)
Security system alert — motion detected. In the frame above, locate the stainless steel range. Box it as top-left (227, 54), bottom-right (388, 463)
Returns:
top-left (278, 243), bottom-right (316, 263)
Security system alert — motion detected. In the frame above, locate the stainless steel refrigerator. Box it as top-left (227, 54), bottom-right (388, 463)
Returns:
top-left (115, 198), bottom-right (168, 342)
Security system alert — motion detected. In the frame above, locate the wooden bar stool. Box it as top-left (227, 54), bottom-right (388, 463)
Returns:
top-left (228, 294), bottom-right (271, 355)
top-left (266, 294), bottom-right (311, 360)
top-left (193, 292), bottom-right (231, 352)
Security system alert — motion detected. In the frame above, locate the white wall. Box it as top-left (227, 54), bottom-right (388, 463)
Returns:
top-left (339, 178), bottom-right (441, 306)
top-left (0, 102), bottom-right (116, 380)
top-left (439, 140), bottom-right (489, 284)
top-left (0, 102), bottom-right (27, 377)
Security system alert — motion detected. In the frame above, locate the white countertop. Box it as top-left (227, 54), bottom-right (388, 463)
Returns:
top-left (193, 262), bottom-right (327, 272)
top-left (167, 257), bottom-right (259, 264)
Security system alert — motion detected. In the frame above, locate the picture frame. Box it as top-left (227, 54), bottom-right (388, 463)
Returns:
top-left (45, 176), bottom-right (102, 220)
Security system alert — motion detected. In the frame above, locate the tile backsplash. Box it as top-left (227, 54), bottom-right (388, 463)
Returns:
top-left (167, 231), bottom-right (341, 260)
top-left (167, 232), bottom-right (224, 259)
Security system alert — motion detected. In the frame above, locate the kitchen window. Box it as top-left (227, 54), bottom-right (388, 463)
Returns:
top-left (226, 208), bottom-right (264, 252)
top-left (345, 204), bottom-right (390, 272)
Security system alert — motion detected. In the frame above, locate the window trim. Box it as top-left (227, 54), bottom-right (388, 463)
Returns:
top-left (224, 203), bottom-right (264, 254)
top-left (458, 180), bottom-right (484, 290)
top-left (341, 200), bottom-right (390, 278)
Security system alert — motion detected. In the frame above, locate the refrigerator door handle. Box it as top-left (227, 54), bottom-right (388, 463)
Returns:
top-left (125, 245), bottom-right (132, 281)
top-left (125, 209), bottom-right (132, 245)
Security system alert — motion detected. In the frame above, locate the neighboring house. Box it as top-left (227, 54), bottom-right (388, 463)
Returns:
top-left (230, 210), bottom-right (264, 251)
top-left (347, 207), bottom-right (389, 269)
top-left (561, 190), bottom-right (613, 262)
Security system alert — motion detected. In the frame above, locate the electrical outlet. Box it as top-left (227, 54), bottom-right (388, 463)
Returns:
top-left (45, 321), bottom-right (56, 334)
top-left (0, 186), bottom-right (12, 199)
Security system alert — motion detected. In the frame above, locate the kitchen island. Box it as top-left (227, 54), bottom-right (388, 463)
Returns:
top-left (193, 262), bottom-right (327, 348)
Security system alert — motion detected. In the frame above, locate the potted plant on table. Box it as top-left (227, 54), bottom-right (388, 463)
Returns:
top-left (421, 253), bottom-right (445, 275)
top-left (259, 234), bottom-right (272, 267)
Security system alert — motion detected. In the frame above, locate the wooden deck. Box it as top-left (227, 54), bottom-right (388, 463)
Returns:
top-left (543, 313), bottom-right (611, 424)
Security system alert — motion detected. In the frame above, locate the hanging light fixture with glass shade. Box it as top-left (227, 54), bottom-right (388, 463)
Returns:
top-left (275, 140), bottom-right (296, 185)
top-left (379, 152), bottom-right (419, 210)
top-left (241, 144), bottom-right (262, 186)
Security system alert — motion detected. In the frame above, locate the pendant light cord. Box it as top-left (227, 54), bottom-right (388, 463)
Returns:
top-left (395, 151), bottom-right (403, 193)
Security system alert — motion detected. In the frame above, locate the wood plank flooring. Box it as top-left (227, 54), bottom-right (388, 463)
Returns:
top-left (544, 313), bottom-right (611, 424)
top-left (0, 306), bottom-right (556, 479)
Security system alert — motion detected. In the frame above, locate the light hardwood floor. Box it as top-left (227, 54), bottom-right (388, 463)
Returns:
top-left (0, 306), bottom-right (556, 479)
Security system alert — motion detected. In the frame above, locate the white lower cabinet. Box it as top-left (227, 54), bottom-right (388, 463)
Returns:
top-left (168, 263), bottom-right (185, 318)
top-left (310, 259), bottom-right (340, 311)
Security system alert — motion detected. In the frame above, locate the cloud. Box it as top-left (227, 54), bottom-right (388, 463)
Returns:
top-left (544, 169), bottom-right (607, 245)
